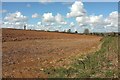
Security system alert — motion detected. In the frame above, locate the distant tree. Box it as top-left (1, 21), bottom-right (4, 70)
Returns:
top-left (113, 32), bottom-right (116, 36)
top-left (67, 29), bottom-right (71, 33)
top-left (84, 28), bottom-right (89, 34)
top-left (24, 25), bottom-right (26, 30)
top-left (90, 33), bottom-right (92, 35)
top-left (100, 33), bottom-right (104, 36)
top-left (75, 31), bottom-right (78, 33)
top-left (47, 30), bottom-right (50, 32)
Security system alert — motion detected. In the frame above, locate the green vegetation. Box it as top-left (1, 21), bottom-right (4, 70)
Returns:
top-left (43, 36), bottom-right (118, 78)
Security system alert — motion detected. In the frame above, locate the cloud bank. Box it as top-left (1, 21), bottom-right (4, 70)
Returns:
top-left (67, 1), bottom-right (86, 18)
top-left (3, 11), bottom-right (28, 29)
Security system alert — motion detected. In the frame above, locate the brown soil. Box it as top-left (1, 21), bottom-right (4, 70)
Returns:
top-left (2, 28), bottom-right (103, 78)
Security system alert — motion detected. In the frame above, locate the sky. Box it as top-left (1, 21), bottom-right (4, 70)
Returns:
top-left (1, 1), bottom-right (119, 33)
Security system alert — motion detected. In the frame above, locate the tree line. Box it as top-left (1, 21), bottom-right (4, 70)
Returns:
top-left (64, 28), bottom-right (120, 37)
top-left (23, 25), bottom-right (119, 37)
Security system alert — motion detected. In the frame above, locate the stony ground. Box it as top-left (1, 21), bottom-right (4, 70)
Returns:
top-left (2, 28), bottom-right (102, 78)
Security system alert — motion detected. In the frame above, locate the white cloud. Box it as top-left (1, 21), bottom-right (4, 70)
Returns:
top-left (70, 22), bottom-right (75, 27)
top-left (4, 11), bottom-right (28, 23)
top-left (27, 24), bottom-right (35, 30)
top-left (76, 16), bottom-right (89, 26)
top-left (32, 13), bottom-right (40, 18)
top-left (89, 15), bottom-right (105, 27)
top-left (55, 13), bottom-right (67, 25)
top-left (39, 0), bottom-right (52, 4)
top-left (37, 22), bottom-right (42, 25)
top-left (76, 11), bottom-right (118, 32)
top-left (3, 11), bottom-right (28, 29)
top-left (76, 14), bottom-right (105, 27)
top-left (66, 1), bottom-right (118, 32)
top-left (60, 22), bottom-right (67, 25)
top-left (50, 22), bottom-right (55, 25)
top-left (39, 0), bottom-right (52, 2)
top-left (104, 11), bottom-right (118, 32)
top-left (89, 15), bottom-right (103, 23)
top-left (42, 13), bottom-right (67, 25)
top-left (36, 21), bottom-right (55, 30)
top-left (55, 13), bottom-right (64, 23)
top-left (42, 13), bottom-right (54, 22)
top-left (0, 9), bottom-right (7, 13)
top-left (105, 11), bottom-right (118, 28)
top-left (66, 1), bottom-right (86, 18)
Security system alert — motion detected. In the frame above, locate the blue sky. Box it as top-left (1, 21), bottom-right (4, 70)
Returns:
top-left (2, 2), bottom-right (118, 21)
top-left (1, 2), bottom-right (118, 32)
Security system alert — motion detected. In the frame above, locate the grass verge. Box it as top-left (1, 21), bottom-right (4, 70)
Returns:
top-left (43, 36), bottom-right (118, 78)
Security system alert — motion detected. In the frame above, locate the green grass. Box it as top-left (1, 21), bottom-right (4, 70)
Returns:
top-left (43, 36), bottom-right (118, 78)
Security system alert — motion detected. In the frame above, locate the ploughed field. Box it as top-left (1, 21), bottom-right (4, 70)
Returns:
top-left (2, 28), bottom-right (102, 78)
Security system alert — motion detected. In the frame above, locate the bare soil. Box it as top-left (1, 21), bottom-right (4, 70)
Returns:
top-left (2, 28), bottom-right (102, 78)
